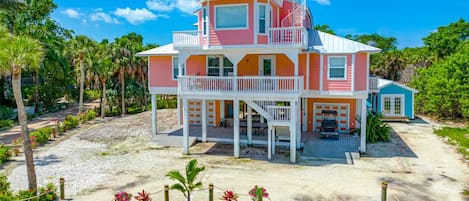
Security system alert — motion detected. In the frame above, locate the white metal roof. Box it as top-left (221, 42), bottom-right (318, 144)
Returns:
top-left (307, 30), bottom-right (381, 54)
top-left (136, 43), bottom-right (178, 56)
top-left (378, 78), bottom-right (419, 93)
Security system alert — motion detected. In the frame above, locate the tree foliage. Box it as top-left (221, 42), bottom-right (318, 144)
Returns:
top-left (314, 24), bottom-right (335, 35)
top-left (423, 18), bottom-right (469, 60)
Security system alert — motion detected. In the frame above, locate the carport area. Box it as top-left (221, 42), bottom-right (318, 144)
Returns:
top-left (301, 132), bottom-right (360, 163)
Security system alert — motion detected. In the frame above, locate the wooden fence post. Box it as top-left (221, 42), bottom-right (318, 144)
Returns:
top-left (59, 177), bottom-right (65, 200)
top-left (381, 181), bottom-right (388, 201)
top-left (209, 183), bottom-right (214, 201)
top-left (164, 185), bottom-right (169, 201)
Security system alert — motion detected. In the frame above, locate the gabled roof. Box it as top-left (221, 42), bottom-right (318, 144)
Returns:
top-left (136, 44), bottom-right (178, 56)
top-left (378, 78), bottom-right (419, 93)
top-left (307, 30), bottom-right (381, 54)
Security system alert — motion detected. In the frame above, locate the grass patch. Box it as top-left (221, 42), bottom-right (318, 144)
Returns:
top-left (97, 151), bottom-right (111, 156)
top-left (435, 127), bottom-right (469, 160)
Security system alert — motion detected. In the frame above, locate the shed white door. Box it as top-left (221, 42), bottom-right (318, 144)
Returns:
top-left (189, 100), bottom-right (216, 126)
top-left (381, 95), bottom-right (404, 117)
top-left (313, 103), bottom-right (349, 133)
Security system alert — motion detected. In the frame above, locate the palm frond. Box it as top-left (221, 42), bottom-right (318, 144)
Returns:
top-left (170, 184), bottom-right (187, 198)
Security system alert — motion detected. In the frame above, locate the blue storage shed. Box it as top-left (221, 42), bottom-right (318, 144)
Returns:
top-left (369, 79), bottom-right (419, 119)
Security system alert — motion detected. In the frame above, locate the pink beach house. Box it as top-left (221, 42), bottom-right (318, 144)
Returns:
top-left (137, 0), bottom-right (380, 163)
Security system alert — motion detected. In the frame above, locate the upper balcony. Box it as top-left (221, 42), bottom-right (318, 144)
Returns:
top-left (178, 76), bottom-right (304, 99)
top-left (173, 26), bottom-right (308, 50)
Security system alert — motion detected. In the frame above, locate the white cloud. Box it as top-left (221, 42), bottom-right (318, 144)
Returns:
top-left (312, 0), bottom-right (331, 6)
top-left (145, 0), bottom-right (200, 14)
top-left (90, 10), bottom-right (120, 24)
top-left (61, 8), bottom-right (81, 19)
top-left (146, 0), bottom-right (175, 12)
top-left (114, 8), bottom-right (157, 25)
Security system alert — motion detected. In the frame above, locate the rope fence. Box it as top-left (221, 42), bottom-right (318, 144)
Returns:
top-left (22, 177), bottom-right (390, 201)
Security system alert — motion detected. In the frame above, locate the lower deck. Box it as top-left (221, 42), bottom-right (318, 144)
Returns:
top-left (165, 126), bottom-right (360, 161)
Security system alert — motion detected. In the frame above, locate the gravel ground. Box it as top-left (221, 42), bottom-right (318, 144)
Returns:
top-left (6, 112), bottom-right (469, 201)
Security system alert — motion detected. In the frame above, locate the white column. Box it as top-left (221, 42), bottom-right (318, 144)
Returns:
top-left (202, 99), bottom-right (207, 143)
top-left (220, 100), bottom-right (225, 120)
top-left (289, 100), bottom-right (297, 163)
top-left (302, 98), bottom-right (308, 132)
top-left (247, 105), bottom-right (252, 145)
top-left (233, 99), bottom-right (240, 158)
top-left (272, 126), bottom-right (276, 155)
top-left (268, 123), bottom-right (272, 160)
top-left (360, 98), bottom-right (367, 153)
top-left (296, 101), bottom-right (301, 148)
top-left (151, 94), bottom-right (157, 135)
top-left (177, 97), bottom-right (181, 126)
top-left (183, 98), bottom-right (189, 155)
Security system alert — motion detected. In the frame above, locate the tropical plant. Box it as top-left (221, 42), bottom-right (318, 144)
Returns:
top-left (0, 119), bottom-right (13, 129)
top-left (365, 113), bottom-right (391, 143)
top-left (0, 144), bottom-right (11, 164)
top-left (114, 192), bottom-right (132, 201)
top-left (0, 26), bottom-right (42, 191)
top-left (248, 186), bottom-right (269, 201)
top-left (92, 39), bottom-right (116, 118)
top-left (221, 190), bottom-right (238, 201)
top-left (134, 190), bottom-right (152, 201)
top-left (166, 159), bottom-right (206, 201)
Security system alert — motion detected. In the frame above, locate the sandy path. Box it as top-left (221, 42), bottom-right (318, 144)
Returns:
top-left (6, 112), bottom-right (468, 201)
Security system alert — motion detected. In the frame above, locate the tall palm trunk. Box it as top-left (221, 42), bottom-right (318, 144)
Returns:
top-left (120, 67), bottom-right (125, 117)
top-left (33, 71), bottom-right (40, 113)
top-left (101, 80), bottom-right (106, 118)
top-left (12, 69), bottom-right (37, 191)
top-left (79, 58), bottom-right (84, 114)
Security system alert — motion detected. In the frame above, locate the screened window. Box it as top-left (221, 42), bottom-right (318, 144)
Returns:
top-left (202, 7), bottom-right (208, 35)
top-left (207, 56), bottom-right (233, 76)
top-left (172, 57), bottom-right (185, 80)
top-left (328, 57), bottom-right (346, 79)
top-left (258, 5), bottom-right (266, 34)
top-left (215, 5), bottom-right (248, 29)
top-left (207, 56), bottom-right (220, 76)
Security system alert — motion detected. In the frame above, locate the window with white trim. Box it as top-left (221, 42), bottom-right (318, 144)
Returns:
top-left (207, 56), bottom-right (233, 76)
top-left (172, 57), bottom-right (185, 80)
top-left (258, 4), bottom-right (266, 34)
top-left (202, 7), bottom-right (208, 35)
top-left (215, 4), bottom-right (248, 29)
top-left (328, 57), bottom-right (346, 79)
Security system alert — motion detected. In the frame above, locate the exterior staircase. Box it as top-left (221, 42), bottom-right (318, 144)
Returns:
top-left (244, 100), bottom-right (291, 125)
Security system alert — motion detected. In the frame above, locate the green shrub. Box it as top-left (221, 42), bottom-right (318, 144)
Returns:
top-left (85, 110), bottom-right (96, 121)
top-left (0, 145), bottom-right (11, 164)
top-left (0, 175), bottom-right (14, 200)
top-left (105, 109), bottom-right (121, 117)
top-left (0, 175), bottom-right (57, 201)
top-left (63, 115), bottom-right (79, 129)
top-left (365, 113), bottom-right (391, 143)
top-left (29, 127), bottom-right (52, 145)
top-left (0, 106), bottom-right (13, 120)
top-left (0, 120), bottom-right (14, 129)
top-left (84, 89), bottom-right (101, 101)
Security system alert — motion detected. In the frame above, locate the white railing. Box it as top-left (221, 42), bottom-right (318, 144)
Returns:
top-left (369, 77), bottom-right (378, 92)
top-left (179, 76), bottom-right (304, 94)
top-left (268, 27), bottom-right (307, 48)
top-left (173, 30), bottom-right (200, 48)
top-left (266, 106), bottom-right (291, 121)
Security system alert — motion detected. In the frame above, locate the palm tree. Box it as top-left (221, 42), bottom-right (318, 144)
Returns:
top-left (111, 41), bottom-right (131, 117)
top-left (0, 0), bottom-right (22, 10)
top-left (92, 40), bottom-right (116, 118)
top-left (68, 35), bottom-right (94, 115)
top-left (0, 26), bottom-right (43, 191)
top-left (166, 159), bottom-right (206, 201)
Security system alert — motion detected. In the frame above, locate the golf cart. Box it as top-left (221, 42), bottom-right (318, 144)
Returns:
top-left (319, 110), bottom-right (339, 139)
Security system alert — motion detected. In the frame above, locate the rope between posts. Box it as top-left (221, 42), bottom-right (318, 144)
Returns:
top-left (149, 188), bottom-right (164, 195)
top-left (15, 191), bottom-right (53, 201)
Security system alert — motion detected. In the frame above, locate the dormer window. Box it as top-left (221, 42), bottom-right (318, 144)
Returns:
top-left (215, 4), bottom-right (248, 30)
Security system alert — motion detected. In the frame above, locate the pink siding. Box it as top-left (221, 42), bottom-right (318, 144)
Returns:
top-left (258, 35), bottom-right (268, 44)
top-left (186, 55), bottom-right (206, 76)
top-left (354, 53), bottom-right (368, 91)
top-left (322, 55), bottom-right (353, 91)
top-left (209, 0), bottom-right (254, 46)
top-left (310, 53), bottom-right (320, 90)
top-left (149, 56), bottom-right (176, 87)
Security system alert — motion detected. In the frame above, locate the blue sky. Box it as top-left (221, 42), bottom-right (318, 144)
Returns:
top-left (51, 0), bottom-right (468, 49)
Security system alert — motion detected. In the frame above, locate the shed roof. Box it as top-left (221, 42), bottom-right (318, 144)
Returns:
top-left (378, 78), bottom-right (419, 93)
top-left (307, 30), bottom-right (381, 54)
